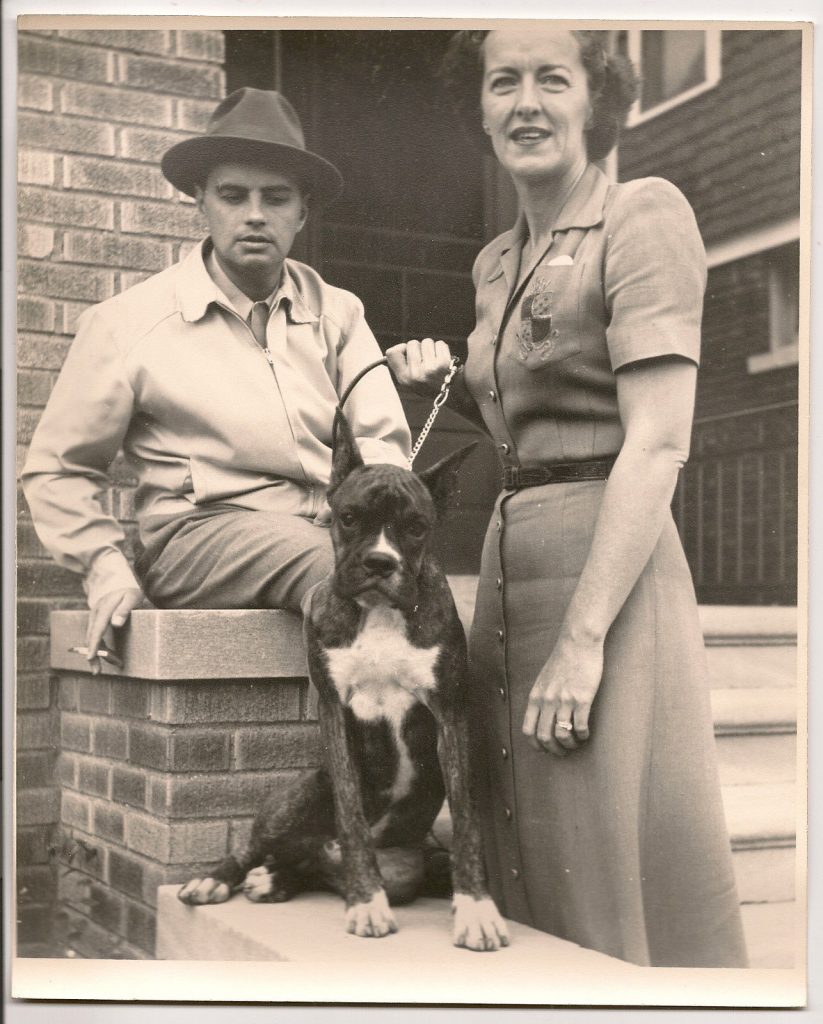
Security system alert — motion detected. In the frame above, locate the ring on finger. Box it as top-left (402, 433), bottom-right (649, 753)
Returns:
top-left (555, 720), bottom-right (574, 733)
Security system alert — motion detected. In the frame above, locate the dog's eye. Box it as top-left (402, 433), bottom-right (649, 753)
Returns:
top-left (406, 518), bottom-right (428, 539)
top-left (339, 511), bottom-right (357, 529)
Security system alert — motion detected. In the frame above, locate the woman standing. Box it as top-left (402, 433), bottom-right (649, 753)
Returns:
top-left (388, 28), bottom-right (747, 967)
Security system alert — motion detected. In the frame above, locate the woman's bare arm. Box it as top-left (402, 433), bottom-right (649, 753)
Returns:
top-left (522, 355), bottom-right (697, 755)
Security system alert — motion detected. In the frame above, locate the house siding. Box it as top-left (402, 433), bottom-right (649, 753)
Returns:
top-left (618, 29), bottom-right (801, 604)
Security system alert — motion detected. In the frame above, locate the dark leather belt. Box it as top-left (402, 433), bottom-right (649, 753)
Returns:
top-left (503, 457), bottom-right (617, 489)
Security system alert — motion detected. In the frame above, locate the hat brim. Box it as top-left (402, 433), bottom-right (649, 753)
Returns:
top-left (161, 136), bottom-right (344, 208)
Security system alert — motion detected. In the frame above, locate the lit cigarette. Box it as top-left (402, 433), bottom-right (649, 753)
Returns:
top-left (68, 646), bottom-right (124, 667)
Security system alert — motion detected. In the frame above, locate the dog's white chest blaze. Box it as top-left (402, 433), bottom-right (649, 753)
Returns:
top-left (325, 606), bottom-right (441, 726)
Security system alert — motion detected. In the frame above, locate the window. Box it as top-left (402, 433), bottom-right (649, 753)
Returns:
top-left (748, 242), bottom-right (800, 373)
top-left (613, 29), bottom-right (722, 126)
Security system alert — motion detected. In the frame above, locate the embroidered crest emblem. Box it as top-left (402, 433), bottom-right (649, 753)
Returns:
top-left (516, 275), bottom-right (561, 362)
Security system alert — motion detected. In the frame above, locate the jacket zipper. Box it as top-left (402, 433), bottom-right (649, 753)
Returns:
top-left (244, 316), bottom-right (315, 507)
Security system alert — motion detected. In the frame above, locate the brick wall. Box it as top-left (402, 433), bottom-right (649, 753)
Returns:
top-left (16, 26), bottom-right (227, 953)
top-left (53, 669), bottom-right (318, 958)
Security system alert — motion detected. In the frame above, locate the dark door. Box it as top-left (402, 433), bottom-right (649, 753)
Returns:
top-left (227, 29), bottom-right (501, 572)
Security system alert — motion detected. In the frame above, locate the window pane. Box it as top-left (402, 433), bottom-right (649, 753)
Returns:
top-left (768, 242), bottom-right (800, 349)
top-left (641, 31), bottom-right (706, 111)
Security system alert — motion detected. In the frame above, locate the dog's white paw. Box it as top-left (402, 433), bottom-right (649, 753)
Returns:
top-left (345, 889), bottom-right (398, 938)
top-left (242, 865), bottom-right (275, 902)
top-left (452, 894), bottom-right (510, 951)
top-left (177, 877), bottom-right (232, 905)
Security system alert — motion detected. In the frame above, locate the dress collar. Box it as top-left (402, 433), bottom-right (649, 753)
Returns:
top-left (489, 163), bottom-right (611, 284)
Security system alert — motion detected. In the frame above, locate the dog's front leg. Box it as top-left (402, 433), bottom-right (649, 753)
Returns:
top-left (318, 696), bottom-right (398, 938)
top-left (430, 698), bottom-right (509, 952)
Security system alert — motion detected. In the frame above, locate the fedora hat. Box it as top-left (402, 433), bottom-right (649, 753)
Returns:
top-left (161, 88), bottom-right (344, 208)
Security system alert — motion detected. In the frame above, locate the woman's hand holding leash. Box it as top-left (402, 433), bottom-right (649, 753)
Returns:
top-left (386, 339), bottom-right (453, 392)
top-left (522, 633), bottom-right (603, 756)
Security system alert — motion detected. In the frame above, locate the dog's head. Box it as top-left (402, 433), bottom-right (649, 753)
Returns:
top-left (326, 410), bottom-right (476, 612)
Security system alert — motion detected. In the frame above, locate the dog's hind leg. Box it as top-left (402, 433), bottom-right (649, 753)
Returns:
top-left (312, 839), bottom-right (426, 906)
top-left (177, 855), bottom-right (245, 906)
top-left (178, 768), bottom-right (336, 906)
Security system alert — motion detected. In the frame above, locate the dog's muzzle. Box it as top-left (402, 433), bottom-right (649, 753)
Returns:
top-left (362, 551), bottom-right (400, 578)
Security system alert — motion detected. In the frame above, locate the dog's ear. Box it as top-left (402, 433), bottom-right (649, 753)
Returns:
top-left (329, 408), bottom-right (365, 492)
top-left (417, 442), bottom-right (478, 518)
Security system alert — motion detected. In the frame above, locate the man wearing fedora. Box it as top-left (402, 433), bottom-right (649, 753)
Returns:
top-left (23, 88), bottom-right (411, 672)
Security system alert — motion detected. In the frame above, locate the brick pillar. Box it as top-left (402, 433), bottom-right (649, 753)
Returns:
top-left (49, 609), bottom-right (319, 959)
top-left (16, 25), bottom-right (227, 952)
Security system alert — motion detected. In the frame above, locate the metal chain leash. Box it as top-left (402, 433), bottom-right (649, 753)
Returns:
top-left (408, 357), bottom-right (461, 467)
top-left (337, 354), bottom-right (461, 467)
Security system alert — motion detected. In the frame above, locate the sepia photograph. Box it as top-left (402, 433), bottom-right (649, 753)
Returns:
top-left (7, 8), bottom-right (810, 1010)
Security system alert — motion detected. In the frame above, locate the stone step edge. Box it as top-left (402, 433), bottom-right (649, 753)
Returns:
top-left (722, 783), bottom-right (797, 849)
top-left (715, 723), bottom-right (797, 736)
top-left (711, 688), bottom-right (798, 733)
top-left (693, 605), bottom-right (797, 641)
top-left (703, 637), bottom-right (797, 648)
top-left (154, 887), bottom-right (635, 974)
top-left (731, 836), bottom-right (796, 852)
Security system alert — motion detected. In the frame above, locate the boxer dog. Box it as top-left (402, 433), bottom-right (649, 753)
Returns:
top-left (178, 411), bottom-right (509, 952)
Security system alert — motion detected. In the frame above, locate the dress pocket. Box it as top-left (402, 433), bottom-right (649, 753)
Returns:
top-left (513, 265), bottom-right (582, 368)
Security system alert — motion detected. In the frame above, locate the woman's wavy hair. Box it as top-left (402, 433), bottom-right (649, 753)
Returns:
top-left (439, 30), bottom-right (639, 163)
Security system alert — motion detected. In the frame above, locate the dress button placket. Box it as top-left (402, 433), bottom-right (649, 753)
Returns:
top-left (494, 494), bottom-right (522, 901)
top-left (485, 310), bottom-right (525, 907)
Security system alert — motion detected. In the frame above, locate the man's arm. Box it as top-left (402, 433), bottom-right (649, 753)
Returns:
top-left (22, 307), bottom-right (144, 671)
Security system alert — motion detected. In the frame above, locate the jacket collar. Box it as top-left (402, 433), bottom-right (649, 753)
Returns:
top-left (177, 241), bottom-right (319, 325)
top-left (489, 163), bottom-right (610, 285)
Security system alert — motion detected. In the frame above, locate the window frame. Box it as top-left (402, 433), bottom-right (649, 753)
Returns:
top-left (624, 28), bottom-right (723, 127)
top-left (705, 220), bottom-right (801, 375)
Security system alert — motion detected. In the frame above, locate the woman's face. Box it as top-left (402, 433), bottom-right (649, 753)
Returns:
top-left (481, 29), bottom-right (592, 187)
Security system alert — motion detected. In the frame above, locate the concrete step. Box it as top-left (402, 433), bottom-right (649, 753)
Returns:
top-left (740, 902), bottom-right (799, 969)
top-left (705, 645), bottom-right (797, 690)
top-left (723, 782), bottom-right (796, 850)
top-left (733, 846), bottom-right (797, 906)
top-left (711, 687), bottom-right (797, 786)
top-left (716, 732), bottom-right (796, 786)
top-left (448, 574), bottom-right (479, 634)
top-left (155, 886), bottom-right (636, 978)
top-left (698, 605), bottom-right (797, 643)
top-left (723, 782), bottom-right (797, 906)
top-left (156, 888), bottom-right (798, 973)
top-left (711, 687), bottom-right (797, 732)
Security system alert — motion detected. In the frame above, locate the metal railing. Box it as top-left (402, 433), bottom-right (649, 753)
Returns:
top-left (674, 402), bottom-right (798, 605)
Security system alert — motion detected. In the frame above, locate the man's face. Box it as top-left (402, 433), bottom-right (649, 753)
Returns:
top-left (196, 162), bottom-right (307, 294)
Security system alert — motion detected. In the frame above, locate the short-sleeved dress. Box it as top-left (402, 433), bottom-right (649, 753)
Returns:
top-left (463, 164), bottom-right (748, 968)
